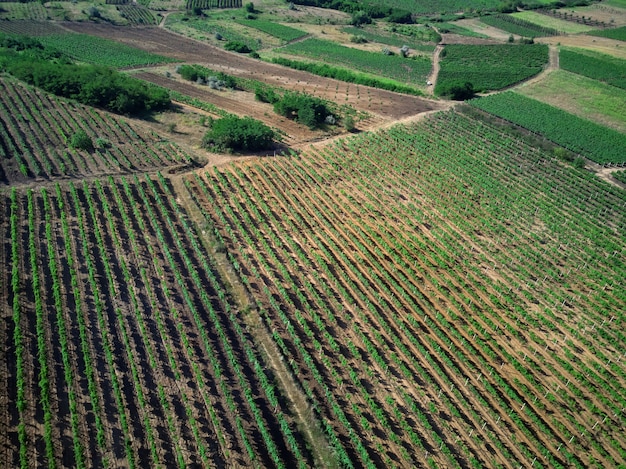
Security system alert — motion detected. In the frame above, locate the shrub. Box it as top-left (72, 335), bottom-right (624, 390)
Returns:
top-left (437, 81), bottom-right (475, 100)
top-left (202, 116), bottom-right (276, 152)
top-left (69, 130), bottom-right (93, 151)
top-left (224, 41), bottom-right (252, 53)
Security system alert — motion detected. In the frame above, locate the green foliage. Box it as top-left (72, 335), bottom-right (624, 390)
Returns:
top-left (202, 115), bottom-right (276, 152)
top-left (471, 92), bottom-right (626, 164)
top-left (69, 130), bottom-right (94, 151)
top-left (245, 2), bottom-right (255, 12)
top-left (560, 48), bottom-right (626, 90)
top-left (1, 38), bottom-right (170, 115)
top-left (436, 43), bottom-right (548, 93)
top-left (224, 40), bottom-right (252, 53)
top-left (273, 92), bottom-right (331, 129)
top-left (279, 38), bottom-right (431, 85)
top-left (351, 11), bottom-right (372, 26)
top-left (237, 20), bottom-right (307, 41)
top-left (613, 170), bottom-right (626, 185)
top-left (176, 64), bottom-right (239, 88)
top-left (481, 13), bottom-right (561, 37)
top-left (271, 57), bottom-right (423, 95)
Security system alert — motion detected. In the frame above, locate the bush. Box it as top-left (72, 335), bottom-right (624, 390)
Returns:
top-left (69, 130), bottom-right (93, 151)
top-left (202, 116), bottom-right (276, 152)
top-left (224, 41), bottom-right (252, 53)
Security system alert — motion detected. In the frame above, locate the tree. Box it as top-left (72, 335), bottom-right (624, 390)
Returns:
top-left (202, 116), bottom-right (276, 152)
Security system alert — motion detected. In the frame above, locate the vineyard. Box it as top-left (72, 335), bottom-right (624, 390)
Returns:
top-left (480, 14), bottom-right (561, 38)
top-left (278, 38), bottom-right (432, 85)
top-left (1, 2), bottom-right (626, 468)
top-left (3, 102), bottom-right (625, 468)
top-left (560, 47), bottom-right (626, 89)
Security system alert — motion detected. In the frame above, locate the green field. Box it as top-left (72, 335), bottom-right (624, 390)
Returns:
top-left (38, 33), bottom-right (177, 68)
top-left (614, 170), bottom-right (626, 183)
top-left (471, 92), bottom-right (626, 165)
top-left (560, 47), bottom-right (626, 89)
top-left (436, 44), bottom-right (548, 93)
top-left (341, 25), bottom-right (438, 50)
top-left (278, 38), bottom-right (431, 85)
top-left (511, 11), bottom-right (596, 34)
top-left (516, 70), bottom-right (626, 134)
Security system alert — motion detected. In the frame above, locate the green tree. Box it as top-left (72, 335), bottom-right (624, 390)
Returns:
top-left (202, 116), bottom-right (276, 152)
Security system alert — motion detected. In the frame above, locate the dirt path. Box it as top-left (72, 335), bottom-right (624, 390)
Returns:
top-left (426, 44), bottom-right (444, 95)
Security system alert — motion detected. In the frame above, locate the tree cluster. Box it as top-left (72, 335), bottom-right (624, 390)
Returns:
top-left (255, 88), bottom-right (332, 129)
top-left (0, 34), bottom-right (170, 115)
top-left (202, 115), bottom-right (277, 152)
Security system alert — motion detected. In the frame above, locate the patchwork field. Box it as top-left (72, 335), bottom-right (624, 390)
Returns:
top-left (1, 1), bottom-right (625, 468)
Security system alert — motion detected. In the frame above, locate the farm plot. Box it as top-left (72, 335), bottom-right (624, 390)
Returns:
top-left (511, 11), bottom-right (596, 34)
top-left (37, 33), bottom-right (176, 68)
top-left (0, 77), bottom-right (192, 184)
top-left (559, 47), bottom-right (626, 89)
top-left (179, 110), bottom-right (626, 468)
top-left (435, 43), bottom-right (548, 93)
top-left (59, 23), bottom-right (445, 120)
top-left (1, 174), bottom-right (311, 468)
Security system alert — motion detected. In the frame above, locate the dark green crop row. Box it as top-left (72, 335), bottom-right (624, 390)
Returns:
top-left (560, 48), bottom-right (626, 90)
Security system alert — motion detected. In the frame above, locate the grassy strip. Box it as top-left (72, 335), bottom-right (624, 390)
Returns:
top-left (270, 57), bottom-right (423, 95)
top-left (470, 92), bottom-right (626, 165)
